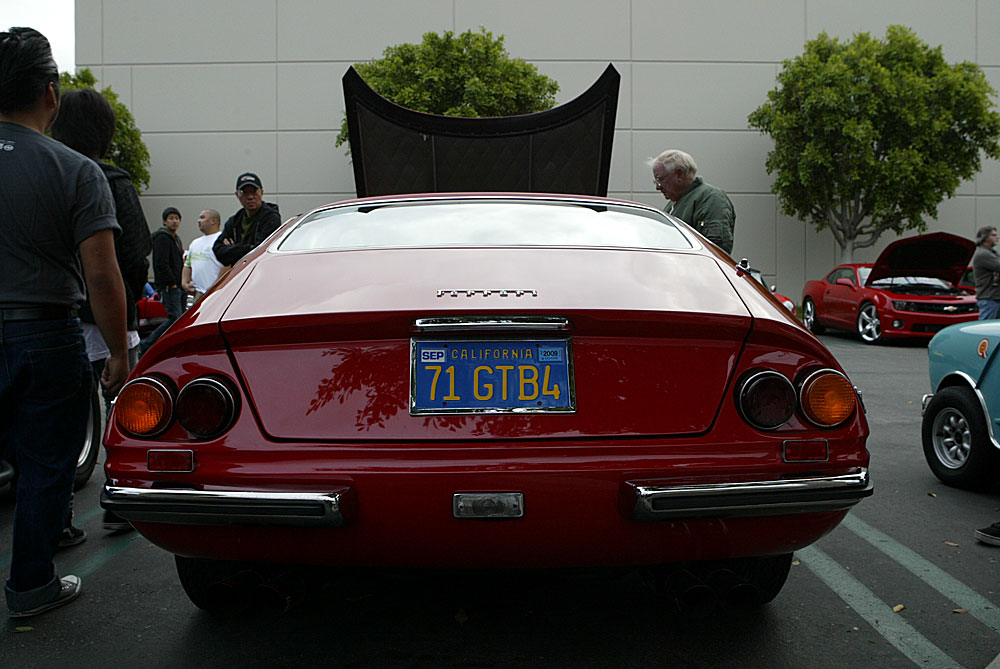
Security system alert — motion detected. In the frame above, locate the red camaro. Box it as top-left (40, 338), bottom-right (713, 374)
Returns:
top-left (801, 233), bottom-right (978, 344)
top-left (102, 194), bottom-right (871, 613)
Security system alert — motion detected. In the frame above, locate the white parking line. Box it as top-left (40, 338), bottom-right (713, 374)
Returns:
top-left (842, 514), bottom-right (1000, 634)
top-left (797, 545), bottom-right (959, 669)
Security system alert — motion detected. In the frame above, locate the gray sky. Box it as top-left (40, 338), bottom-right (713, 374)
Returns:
top-left (1, 0), bottom-right (75, 72)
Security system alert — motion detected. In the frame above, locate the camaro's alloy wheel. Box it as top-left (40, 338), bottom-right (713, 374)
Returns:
top-left (921, 386), bottom-right (1000, 490)
top-left (856, 303), bottom-right (881, 344)
top-left (802, 298), bottom-right (824, 334)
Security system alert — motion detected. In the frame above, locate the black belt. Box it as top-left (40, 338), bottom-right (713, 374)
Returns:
top-left (0, 306), bottom-right (79, 322)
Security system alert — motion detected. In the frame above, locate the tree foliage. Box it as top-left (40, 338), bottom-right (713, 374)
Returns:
top-left (748, 26), bottom-right (1000, 262)
top-left (335, 28), bottom-right (558, 148)
top-left (59, 68), bottom-right (151, 192)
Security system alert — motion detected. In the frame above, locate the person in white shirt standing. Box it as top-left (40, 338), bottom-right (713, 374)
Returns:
top-left (182, 209), bottom-right (225, 303)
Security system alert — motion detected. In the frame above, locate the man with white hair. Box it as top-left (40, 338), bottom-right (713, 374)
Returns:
top-left (650, 149), bottom-right (736, 254)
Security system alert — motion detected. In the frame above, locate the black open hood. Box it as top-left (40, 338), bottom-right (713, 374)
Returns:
top-left (342, 64), bottom-right (619, 197)
top-left (865, 232), bottom-right (976, 286)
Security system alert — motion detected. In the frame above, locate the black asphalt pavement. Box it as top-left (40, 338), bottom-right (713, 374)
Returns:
top-left (1, 333), bottom-right (998, 667)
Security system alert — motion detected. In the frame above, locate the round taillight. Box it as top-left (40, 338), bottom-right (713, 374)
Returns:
top-left (175, 377), bottom-right (237, 439)
top-left (738, 370), bottom-right (796, 430)
top-left (799, 369), bottom-right (856, 427)
top-left (115, 377), bottom-right (173, 437)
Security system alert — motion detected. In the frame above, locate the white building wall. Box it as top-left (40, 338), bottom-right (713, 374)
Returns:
top-left (75, 0), bottom-right (1000, 299)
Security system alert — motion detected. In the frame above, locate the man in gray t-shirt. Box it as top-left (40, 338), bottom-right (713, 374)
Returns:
top-left (0, 27), bottom-right (127, 619)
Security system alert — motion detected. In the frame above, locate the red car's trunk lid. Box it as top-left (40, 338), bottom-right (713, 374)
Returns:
top-left (222, 248), bottom-right (751, 441)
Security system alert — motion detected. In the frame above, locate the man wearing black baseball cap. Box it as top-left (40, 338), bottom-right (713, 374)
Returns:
top-left (139, 206), bottom-right (185, 353)
top-left (213, 172), bottom-right (281, 267)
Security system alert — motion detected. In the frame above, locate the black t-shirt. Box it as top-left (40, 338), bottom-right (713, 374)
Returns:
top-left (0, 121), bottom-right (118, 308)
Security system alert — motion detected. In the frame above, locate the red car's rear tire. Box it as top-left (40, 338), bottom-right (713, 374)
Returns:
top-left (175, 555), bottom-right (257, 615)
top-left (653, 553), bottom-right (793, 613)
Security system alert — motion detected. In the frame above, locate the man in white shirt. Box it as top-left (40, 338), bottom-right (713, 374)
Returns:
top-left (182, 209), bottom-right (225, 302)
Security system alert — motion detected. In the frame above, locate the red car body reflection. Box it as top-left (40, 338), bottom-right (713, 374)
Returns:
top-left (102, 194), bottom-right (871, 613)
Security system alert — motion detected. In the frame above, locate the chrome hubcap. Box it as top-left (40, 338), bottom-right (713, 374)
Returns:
top-left (932, 407), bottom-right (971, 469)
top-left (803, 301), bottom-right (815, 328)
top-left (858, 305), bottom-right (880, 342)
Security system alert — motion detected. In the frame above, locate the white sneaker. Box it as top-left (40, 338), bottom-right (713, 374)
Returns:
top-left (9, 575), bottom-right (82, 618)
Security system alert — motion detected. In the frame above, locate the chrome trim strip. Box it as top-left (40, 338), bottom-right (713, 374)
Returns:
top-left (628, 469), bottom-right (872, 521)
top-left (414, 316), bottom-right (570, 332)
top-left (932, 372), bottom-right (1000, 451)
top-left (101, 485), bottom-right (347, 527)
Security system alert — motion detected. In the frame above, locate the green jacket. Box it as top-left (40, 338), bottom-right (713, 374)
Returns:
top-left (665, 176), bottom-right (736, 254)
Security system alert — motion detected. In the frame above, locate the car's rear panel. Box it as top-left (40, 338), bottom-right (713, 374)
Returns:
top-left (105, 201), bottom-right (871, 569)
top-left (221, 248), bottom-right (750, 440)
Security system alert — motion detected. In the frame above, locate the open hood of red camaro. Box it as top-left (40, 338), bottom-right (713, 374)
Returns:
top-left (865, 232), bottom-right (975, 286)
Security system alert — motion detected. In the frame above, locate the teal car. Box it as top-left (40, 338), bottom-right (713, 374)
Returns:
top-left (922, 320), bottom-right (1000, 489)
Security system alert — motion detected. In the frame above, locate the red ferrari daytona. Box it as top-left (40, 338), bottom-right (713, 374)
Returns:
top-left (102, 194), bottom-right (872, 613)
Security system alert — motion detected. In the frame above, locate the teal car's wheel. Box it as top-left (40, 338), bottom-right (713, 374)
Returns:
top-left (856, 302), bottom-right (881, 344)
top-left (922, 386), bottom-right (1000, 490)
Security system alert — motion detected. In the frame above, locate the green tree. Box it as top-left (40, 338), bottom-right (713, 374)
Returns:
top-left (336, 28), bottom-right (558, 148)
top-left (748, 26), bottom-right (1000, 262)
top-left (60, 68), bottom-right (151, 192)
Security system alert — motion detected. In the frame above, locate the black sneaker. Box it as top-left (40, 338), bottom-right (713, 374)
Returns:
top-left (102, 509), bottom-right (133, 533)
top-left (9, 575), bottom-right (81, 618)
top-left (974, 522), bottom-right (1000, 546)
top-left (58, 525), bottom-right (86, 549)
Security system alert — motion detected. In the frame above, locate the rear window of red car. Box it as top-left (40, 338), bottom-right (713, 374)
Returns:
top-left (276, 199), bottom-right (693, 252)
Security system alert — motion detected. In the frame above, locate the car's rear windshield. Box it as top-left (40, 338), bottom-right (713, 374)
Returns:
top-left (276, 199), bottom-right (693, 252)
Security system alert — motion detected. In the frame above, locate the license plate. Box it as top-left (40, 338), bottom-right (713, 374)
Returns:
top-left (410, 339), bottom-right (575, 414)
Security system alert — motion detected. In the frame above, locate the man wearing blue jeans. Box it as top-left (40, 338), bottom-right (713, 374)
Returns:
top-left (972, 226), bottom-right (1000, 321)
top-left (140, 207), bottom-right (184, 352)
top-left (971, 226), bottom-right (1000, 545)
top-left (0, 27), bottom-right (128, 618)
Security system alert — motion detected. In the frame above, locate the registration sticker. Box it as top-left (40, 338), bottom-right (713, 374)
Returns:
top-left (410, 339), bottom-right (575, 414)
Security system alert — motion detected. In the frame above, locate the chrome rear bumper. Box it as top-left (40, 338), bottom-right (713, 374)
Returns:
top-left (101, 485), bottom-right (349, 527)
top-left (627, 469), bottom-right (872, 521)
top-left (103, 469), bottom-right (872, 529)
